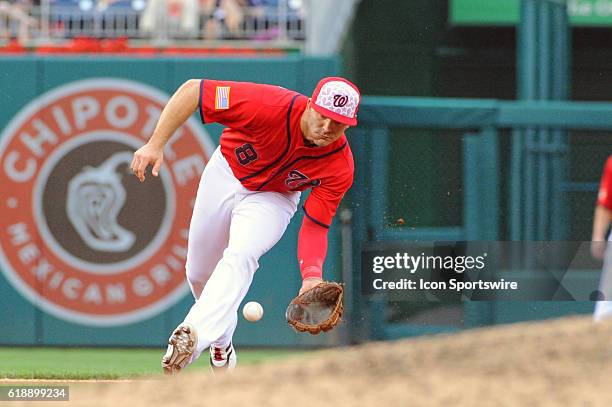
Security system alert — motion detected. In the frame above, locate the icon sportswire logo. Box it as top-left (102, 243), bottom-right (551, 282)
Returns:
top-left (0, 78), bottom-right (215, 326)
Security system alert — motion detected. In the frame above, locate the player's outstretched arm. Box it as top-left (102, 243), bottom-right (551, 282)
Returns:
top-left (297, 215), bottom-right (328, 294)
top-left (131, 79), bottom-right (201, 182)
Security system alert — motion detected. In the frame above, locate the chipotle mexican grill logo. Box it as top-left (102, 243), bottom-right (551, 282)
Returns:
top-left (0, 79), bottom-right (215, 326)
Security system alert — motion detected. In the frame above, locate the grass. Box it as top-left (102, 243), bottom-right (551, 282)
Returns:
top-left (0, 347), bottom-right (303, 380)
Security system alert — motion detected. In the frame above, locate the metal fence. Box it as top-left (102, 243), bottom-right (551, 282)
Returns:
top-left (345, 96), bottom-right (612, 342)
top-left (0, 1), bottom-right (305, 45)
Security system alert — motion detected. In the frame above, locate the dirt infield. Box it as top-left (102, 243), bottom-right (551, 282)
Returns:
top-left (7, 316), bottom-right (612, 407)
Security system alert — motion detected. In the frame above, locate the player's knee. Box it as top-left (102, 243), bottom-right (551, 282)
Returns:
top-left (226, 239), bottom-right (269, 261)
top-left (188, 280), bottom-right (205, 299)
top-left (185, 265), bottom-right (206, 288)
top-left (222, 248), bottom-right (260, 273)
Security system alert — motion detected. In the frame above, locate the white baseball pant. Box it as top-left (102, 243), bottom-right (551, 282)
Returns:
top-left (594, 234), bottom-right (612, 322)
top-left (180, 146), bottom-right (300, 359)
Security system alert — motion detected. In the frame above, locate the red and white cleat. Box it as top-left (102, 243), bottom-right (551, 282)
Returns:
top-left (209, 343), bottom-right (237, 373)
top-left (161, 323), bottom-right (198, 375)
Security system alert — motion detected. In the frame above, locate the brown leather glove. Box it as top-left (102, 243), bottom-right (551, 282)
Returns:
top-left (285, 281), bottom-right (343, 335)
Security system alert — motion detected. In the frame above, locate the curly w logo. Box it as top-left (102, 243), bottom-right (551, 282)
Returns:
top-left (285, 170), bottom-right (321, 190)
top-left (333, 94), bottom-right (348, 107)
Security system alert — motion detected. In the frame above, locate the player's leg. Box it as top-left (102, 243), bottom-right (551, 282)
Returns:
top-left (162, 147), bottom-right (239, 374)
top-left (183, 188), bottom-right (301, 359)
top-left (594, 236), bottom-right (612, 321)
top-left (184, 147), bottom-right (238, 299)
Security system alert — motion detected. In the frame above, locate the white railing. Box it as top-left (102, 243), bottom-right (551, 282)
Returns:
top-left (0, 1), bottom-right (305, 46)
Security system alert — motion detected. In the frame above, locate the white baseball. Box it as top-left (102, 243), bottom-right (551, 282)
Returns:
top-left (243, 301), bottom-right (264, 322)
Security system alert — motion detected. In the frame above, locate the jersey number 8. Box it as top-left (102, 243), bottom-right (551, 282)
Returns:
top-left (235, 143), bottom-right (258, 165)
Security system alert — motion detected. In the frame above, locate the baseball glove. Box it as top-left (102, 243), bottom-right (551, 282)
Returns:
top-left (285, 281), bottom-right (344, 335)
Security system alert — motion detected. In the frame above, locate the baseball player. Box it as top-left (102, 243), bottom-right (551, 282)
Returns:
top-left (130, 77), bottom-right (360, 372)
top-left (593, 155), bottom-right (612, 322)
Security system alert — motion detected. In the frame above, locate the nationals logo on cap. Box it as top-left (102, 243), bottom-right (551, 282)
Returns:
top-left (0, 78), bottom-right (215, 326)
top-left (311, 77), bottom-right (360, 126)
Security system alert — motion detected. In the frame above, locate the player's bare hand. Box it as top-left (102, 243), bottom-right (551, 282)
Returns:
top-left (591, 240), bottom-right (607, 260)
top-left (131, 143), bottom-right (164, 182)
top-left (299, 277), bottom-right (323, 295)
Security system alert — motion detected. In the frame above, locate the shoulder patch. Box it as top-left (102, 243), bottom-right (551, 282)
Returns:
top-left (215, 86), bottom-right (230, 110)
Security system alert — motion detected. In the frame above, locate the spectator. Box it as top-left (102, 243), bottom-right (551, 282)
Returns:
top-left (592, 155), bottom-right (612, 322)
top-left (0, 0), bottom-right (36, 43)
top-left (141, 0), bottom-right (199, 38)
top-left (202, 0), bottom-right (244, 39)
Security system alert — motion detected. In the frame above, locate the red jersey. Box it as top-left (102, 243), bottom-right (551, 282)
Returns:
top-left (598, 156), bottom-right (612, 210)
top-left (199, 79), bottom-right (354, 227)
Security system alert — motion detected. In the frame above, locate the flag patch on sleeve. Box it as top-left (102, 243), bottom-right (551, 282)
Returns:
top-left (215, 86), bottom-right (230, 109)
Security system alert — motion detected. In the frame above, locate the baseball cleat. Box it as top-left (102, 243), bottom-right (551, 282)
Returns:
top-left (209, 343), bottom-right (237, 372)
top-left (161, 323), bottom-right (198, 375)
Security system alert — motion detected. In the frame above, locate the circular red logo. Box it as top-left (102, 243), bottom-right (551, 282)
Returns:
top-left (0, 79), bottom-right (215, 326)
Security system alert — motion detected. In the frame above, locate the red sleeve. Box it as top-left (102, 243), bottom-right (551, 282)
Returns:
top-left (303, 172), bottom-right (353, 228)
top-left (199, 80), bottom-right (263, 131)
top-left (297, 169), bottom-right (353, 280)
top-left (598, 157), bottom-right (612, 210)
top-left (297, 216), bottom-right (328, 280)
top-left (199, 79), bottom-right (294, 132)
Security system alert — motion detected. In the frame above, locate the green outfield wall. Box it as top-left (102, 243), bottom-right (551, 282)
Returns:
top-left (0, 55), bottom-right (608, 347)
top-left (0, 55), bottom-right (343, 347)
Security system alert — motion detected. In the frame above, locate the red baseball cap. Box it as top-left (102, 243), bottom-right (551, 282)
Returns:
top-left (311, 77), bottom-right (361, 126)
